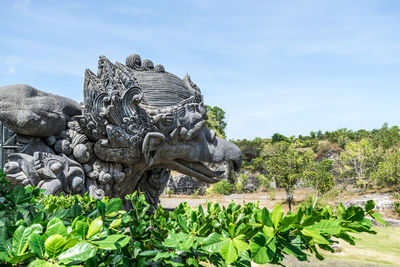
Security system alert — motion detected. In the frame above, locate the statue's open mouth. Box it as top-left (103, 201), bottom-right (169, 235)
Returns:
top-left (167, 159), bottom-right (229, 184)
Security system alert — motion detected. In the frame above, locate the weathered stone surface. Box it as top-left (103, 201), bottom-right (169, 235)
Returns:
top-left (0, 84), bottom-right (81, 137)
top-left (339, 193), bottom-right (395, 210)
top-left (1, 54), bottom-right (242, 208)
top-left (244, 175), bottom-right (258, 192)
top-left (166, 174), bottom-right (208, 195)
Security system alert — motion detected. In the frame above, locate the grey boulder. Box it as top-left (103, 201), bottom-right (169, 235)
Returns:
top-left (0, 84), bottom-right (81, 137)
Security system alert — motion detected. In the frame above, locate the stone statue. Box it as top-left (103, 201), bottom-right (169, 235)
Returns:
top-left (0, 54), bottom-right (242, 207)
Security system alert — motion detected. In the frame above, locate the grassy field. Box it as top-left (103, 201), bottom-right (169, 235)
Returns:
top-left (326, 226), bottom-right (400, 265)
top-left (259, 227), bottom-right (400, 266)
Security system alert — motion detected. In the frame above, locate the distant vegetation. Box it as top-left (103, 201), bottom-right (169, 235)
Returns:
top-left (205, 106), bottom-right (400, 209)
top-left (230, 123), bottom-right (400, 206)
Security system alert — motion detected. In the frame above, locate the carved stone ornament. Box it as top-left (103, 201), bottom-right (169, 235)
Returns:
top-left (0, 54), bottom-right (242, 208)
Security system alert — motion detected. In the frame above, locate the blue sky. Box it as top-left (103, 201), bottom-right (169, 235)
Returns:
top-left (1, 0), bottom-right (400, 140)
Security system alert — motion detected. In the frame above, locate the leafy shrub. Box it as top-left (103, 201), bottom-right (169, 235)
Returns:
top-left (206, 180), bottom-right (234, 195)
top-left (394, 202), bottom-right (400, 217)
top-left (256, 173), bottom-right (270, 191)
top-left (234, 174), bottom-right (249, 193)
top-left (0, 169), bottom-right (390, 266)
top-left (299, 193), bottom-right (326, 210)
top-left (371, 150), bottom-right (400, 187)
top-left (268, 189), bottom-right (276, 200)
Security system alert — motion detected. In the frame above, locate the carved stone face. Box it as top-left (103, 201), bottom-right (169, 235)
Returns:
top-left (1, 54), bottom-right (242, 207)
top-left (76, 55), bottom-right (242, 204)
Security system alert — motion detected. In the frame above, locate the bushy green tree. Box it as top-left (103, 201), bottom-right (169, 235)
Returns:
top-left (371, 123), bottom-right (400, 149)
top-left (206, 105), bottom-right (227, 138)
top-left (271, 133), bottom-right (290, 144)
top-left (371, 149), bottom-right (400, 188)
top-left (265, 143), bottom-right (314, 210)
top-left (305, 159), bottom-right (335, 208)
top-left (339, 139), bottom-right (382, 192)
top-left (232, 137), bottom-right (267, 162)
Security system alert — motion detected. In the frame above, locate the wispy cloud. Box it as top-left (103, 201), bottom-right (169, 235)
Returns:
top-left (0, 56), bottom-right (22, 75)
top-left (1, 0), bottom-right (399, 139)
top-left (12, 0), bottom-right (30, 11)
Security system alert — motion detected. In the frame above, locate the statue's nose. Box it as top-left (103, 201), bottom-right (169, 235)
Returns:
top-left (198, 128), bottom-right (242, 171)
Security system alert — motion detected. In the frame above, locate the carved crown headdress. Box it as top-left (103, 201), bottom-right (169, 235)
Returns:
top-left (75, 54), bottom-right (206, 153)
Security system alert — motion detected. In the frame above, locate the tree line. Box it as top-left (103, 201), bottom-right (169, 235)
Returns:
top-left (206, 106), bottom-right (400, 209)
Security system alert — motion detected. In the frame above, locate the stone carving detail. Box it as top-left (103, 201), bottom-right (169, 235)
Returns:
top-left (0, 53), bottom-right (242, 207)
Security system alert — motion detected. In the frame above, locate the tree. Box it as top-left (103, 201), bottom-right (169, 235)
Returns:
top-left (266, 142), bottom-right (314, 210)
top-left (305, 159), bottom-right (335, 208)
top-left (232, 137), bottom-right (266, 162)
top-left (371, 149), bottom-right (400, 188)
top-left (206, 105), bottom-right (227, 138)
top-left (338, 139), bottom-right (382, 192)
top-left (371, 123), bottom-right (400, 149)
top-left (271, 133), bottom-right (290, 143)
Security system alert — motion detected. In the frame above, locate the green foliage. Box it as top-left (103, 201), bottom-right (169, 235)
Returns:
top-left (256, 174), bottom-right (270, 191)
top-left (206, 180), bottom-right (234, 195)
top-left (271, 133), bottom-right (290, 144)
top-left (0, 169), bottom-right (390, 266)
top-left (234, 174), bottom-right (249, 193)
top-left (371, 149), bottom-right (400, 187)
top-left (370, 123), bottom-right (400, 149)
top-left (266, 143), bottom-right (315, 210)
top-left (305, 159), bottom-right (335, 208)
top-left (338, 139), bottom-right (382, 191)
top-left (206, 105), bottom-right (227, 138)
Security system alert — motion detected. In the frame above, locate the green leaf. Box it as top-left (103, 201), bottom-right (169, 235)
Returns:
top-left (344, 206), bottom-right (364, 222)
top-left (279, 212), bottom-right (298, 231)
top-left (109, 218), bottom-right (122, 229)
top-left (179, 235), bottom-right (195, 250)
top-left (178, 214), bottom-right (189, 233)
top-left (249, 233), bottom-right (276, 264)
top-left (28, 259), bottom-right (60, 267)
top-left (76, 221), bottom-right (89, 239)
top-left (58, 242), bottom-right (97, 264)
top-left (336, 203), bottom-right (345, 219)
top-left (261, 208), bottom-right (273, 227)
top-left (90, 234), bottom-right (130, 250)
top-left (300, 228), bottom-right (330, 245)
top-left (338, 232), bottom-right (355, 245)
top-left (12, 186), bottom-right (26, 204)
top-left (12, 225), bottom-right (33, 255)
top-left (0, 238), bottom-right (10, 262)
top-left (87, 217), bottom-right (103, 239)
top-left (228, 223), bottom-right (235, 237)
top-left (105, 198), bottom-right (122, 215)
top-left (305, 219), bottom-right (341, 235)
top-left (163, 232), bottom-right (189, 248)
top-left (262, 226), bottom-right (274, 237)
top-left (63, 238), bottom-right (78, 251)
top-left (282, 240), bottom-right (308, 261)
top-left (233, 238), bottom-right (250, 251)
top-left (220, 240), bottom-right (238, 264)
top-left (44, 218), bottom-right (67, 240)
top-left (202, 233), bottom-right (229, 253)
top-left (8, 252), bottom-right (37, 264)
top-left (94, 200), bottom-right (106, 217)
top-left (45, 234), bottom-right (66, 259)
top-left (365, 200), bottom-right (375, 212)
top-left (29, 233), bottom-right (45, 259)
top-left (29, 224), bottom-right (43, 235)
top-left (369, 212), bottom-right (391, 226)
top-left (271, 204), bottom-right (284, 229)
